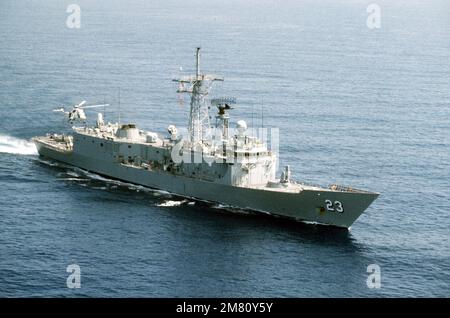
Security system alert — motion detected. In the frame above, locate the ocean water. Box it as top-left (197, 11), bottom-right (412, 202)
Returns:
top-left (0, 0), bottom-right (449, 297)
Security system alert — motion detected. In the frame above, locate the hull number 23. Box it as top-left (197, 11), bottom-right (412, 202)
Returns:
top-left (325, 200), bottom-right (344, 213)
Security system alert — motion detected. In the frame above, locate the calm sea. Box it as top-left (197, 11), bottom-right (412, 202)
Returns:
top-left (0, 0), bottom-right (449, 297)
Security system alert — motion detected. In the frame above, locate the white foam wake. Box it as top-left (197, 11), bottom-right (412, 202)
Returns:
top-left (157, 200), bottom-right (187, 207)
top-left (0, 135), bottom-right (37, 155)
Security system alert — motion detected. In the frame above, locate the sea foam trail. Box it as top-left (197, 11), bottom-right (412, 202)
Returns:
top-left (0, 135), bottom-right (37, 155)
top-left (157, 200), bottom-right (187, 207)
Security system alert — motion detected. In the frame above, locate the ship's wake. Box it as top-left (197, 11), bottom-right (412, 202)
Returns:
top-left (0, 135), bottom-right (37, 155)
top-left (157, 200), bottom-right (188, 207)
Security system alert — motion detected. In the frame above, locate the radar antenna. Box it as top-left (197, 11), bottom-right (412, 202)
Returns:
top-left (212, 97), bottom-right (236, 141)
top-left (173, 48), bottom-right (223, 145)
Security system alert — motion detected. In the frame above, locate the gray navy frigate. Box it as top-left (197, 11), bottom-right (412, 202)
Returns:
top-left (33, 48), bottom-right (379, 228)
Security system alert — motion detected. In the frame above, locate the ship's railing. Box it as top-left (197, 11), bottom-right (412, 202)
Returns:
top-left (296, 181), bottom-right (324, 189)
top-left (295, 181), bottom-right (373, 193)
top-left (328, 184), bottom-right (374, 193)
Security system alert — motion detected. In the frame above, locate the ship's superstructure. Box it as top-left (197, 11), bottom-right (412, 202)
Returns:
top-left (33, 48), bottom-right (379, 228)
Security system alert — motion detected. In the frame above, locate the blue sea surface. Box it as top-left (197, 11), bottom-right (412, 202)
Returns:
top-left (0, 0), bottom-right (449, 297)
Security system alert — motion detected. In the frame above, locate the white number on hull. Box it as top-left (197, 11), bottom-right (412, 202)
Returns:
top-left (325, 200), bottom-right (333, 211)
top-left (334, 201), bottom-right (344, 213)
top-left (325, 200), bottom-right (344, 213)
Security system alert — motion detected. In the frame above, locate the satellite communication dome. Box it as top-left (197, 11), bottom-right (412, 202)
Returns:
top-left (236, 120), bottom-right (247, 135)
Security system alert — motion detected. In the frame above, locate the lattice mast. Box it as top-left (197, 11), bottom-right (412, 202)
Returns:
top-left (173, 48), bottom-right (223, 145)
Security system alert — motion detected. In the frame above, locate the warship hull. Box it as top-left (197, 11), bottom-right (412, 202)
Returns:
top-left (34, 138), bottom-right (378, 229)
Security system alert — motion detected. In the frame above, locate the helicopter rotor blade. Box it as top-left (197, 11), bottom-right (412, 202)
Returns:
top-left (76, 100), bottom-right (87, 108)
top-left (79, 104), bottom-right (110, 109)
